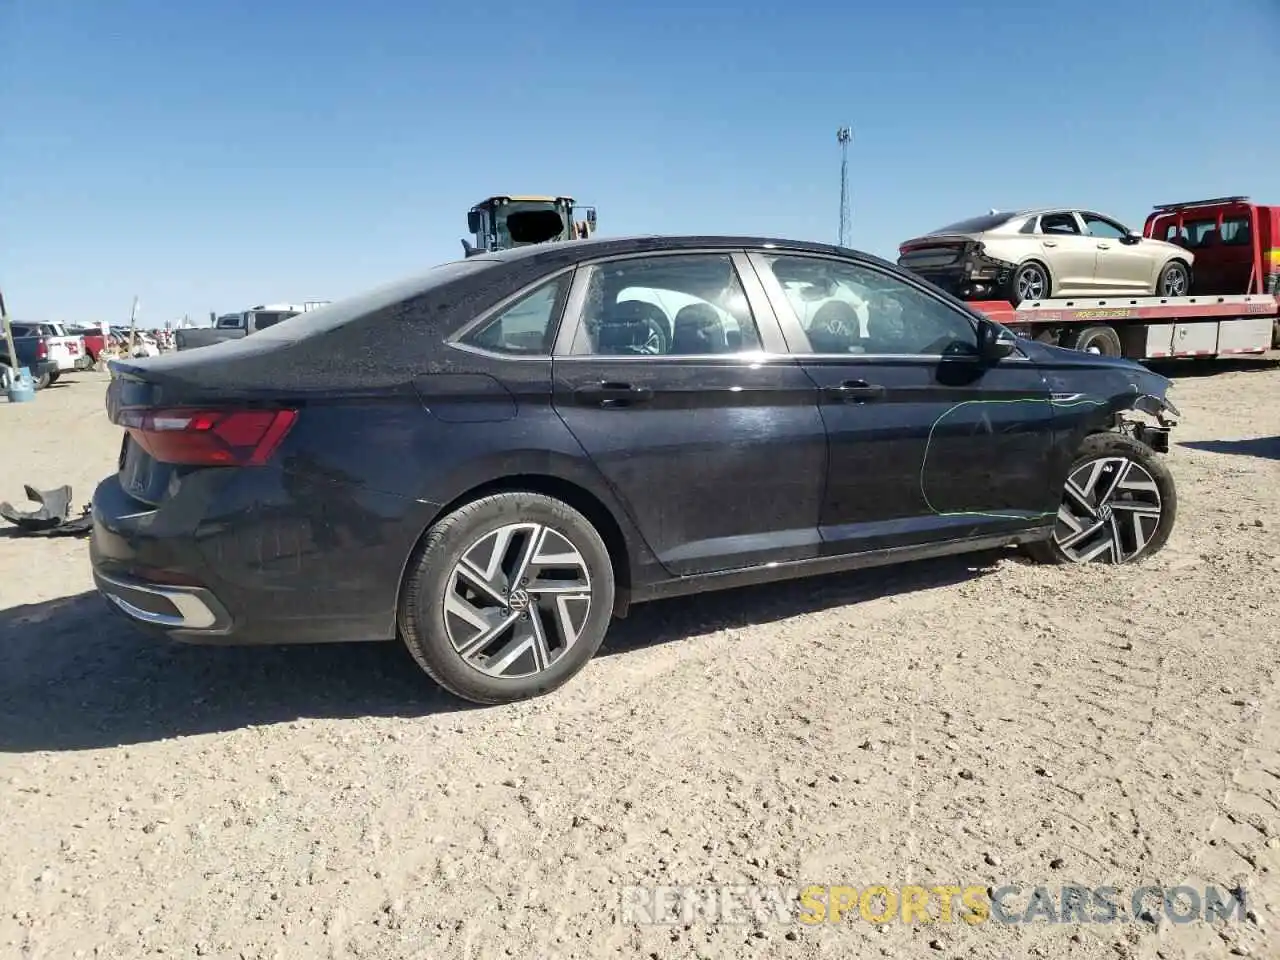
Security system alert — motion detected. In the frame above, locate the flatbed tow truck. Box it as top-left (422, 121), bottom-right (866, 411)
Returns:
top-left (960, 197), bottom-right (1280, 360)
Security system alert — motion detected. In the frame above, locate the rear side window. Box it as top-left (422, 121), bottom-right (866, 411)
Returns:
top-left (459, 275), bottom-right (569, 355)
top-left (1039, 213), bottom-right (1081, 235)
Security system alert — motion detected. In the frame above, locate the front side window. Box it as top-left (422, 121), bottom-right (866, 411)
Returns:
top-left (1081, 214), bottom-right (1129, 240)
top-left (1220, 217), bottom-right (1252, 246)
top-left (459, 275), bottom-right (569, 355)
top-left (568, 254), bottom-right (764, 356)
top-left (762, 255), bottom-right (979, 357)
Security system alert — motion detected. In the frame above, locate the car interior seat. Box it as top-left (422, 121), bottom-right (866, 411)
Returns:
top-left (595, 299), bottom-right (670, 354)
top-left (807, 300), bottom-right (860, 353)
top-left (671, 303), bottom-right (727, 354)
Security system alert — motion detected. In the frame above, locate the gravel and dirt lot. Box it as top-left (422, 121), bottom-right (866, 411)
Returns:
top-left (1, 365), bottom-right (1278, 960)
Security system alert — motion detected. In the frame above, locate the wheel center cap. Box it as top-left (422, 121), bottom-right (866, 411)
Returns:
top-left (507, 589), bottom-right (531, 612)
top-left (1096, 503), bottom-right (1113, 523)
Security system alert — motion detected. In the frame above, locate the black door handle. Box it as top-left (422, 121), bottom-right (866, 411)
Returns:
top-left (825, 380), bottom-right (886, 402)
top-left (574, 381), bottom-right (654, 407)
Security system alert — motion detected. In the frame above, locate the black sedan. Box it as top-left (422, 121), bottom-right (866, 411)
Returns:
top-left (92, 235), bottom-right (1180, 704)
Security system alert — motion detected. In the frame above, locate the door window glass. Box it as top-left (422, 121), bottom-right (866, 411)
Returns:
top-left (1081, 214), bottom-right (1128, 239)
top-left (1039, 213), bottom-right (1081, 235)
top-left (1220, 217), bottom-right (1252, 246)
top-left (763, 255), bottom-right (979, 356)
top-left (567, 254), bottom-right (763, 356)
top-left (459, 275), bottom-right (568, 355)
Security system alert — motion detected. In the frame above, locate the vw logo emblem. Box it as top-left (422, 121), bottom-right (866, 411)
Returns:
top-left (1096, 503), bottom-right (1113, 523)
top-left (507, 589), bottom-right (531, 612)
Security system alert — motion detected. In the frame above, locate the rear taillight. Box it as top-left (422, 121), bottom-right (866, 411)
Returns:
top-left (119, 408), bottom-right (298, 466)
top-left (36, 340), bottom-right (47, 359)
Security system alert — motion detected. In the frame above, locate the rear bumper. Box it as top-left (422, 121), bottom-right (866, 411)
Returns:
top-left (89, 469), bottom-right (439, 646)
top-left (899, 250), bottom-right (1018, 300)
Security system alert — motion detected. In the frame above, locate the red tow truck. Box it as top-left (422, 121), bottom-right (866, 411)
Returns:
top-left (960, 197), bottom-right (1280, 360)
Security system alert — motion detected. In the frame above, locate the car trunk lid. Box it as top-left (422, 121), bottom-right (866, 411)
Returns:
top-left (897, 234), bottom-right (977, 270)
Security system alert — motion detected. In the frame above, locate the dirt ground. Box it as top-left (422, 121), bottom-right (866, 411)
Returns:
top-left (1, 364), bottom-right (1278, 960)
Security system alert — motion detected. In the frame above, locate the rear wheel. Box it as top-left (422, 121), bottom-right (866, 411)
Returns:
top-left (1027, 432), bottom-right (1177, 565)
top-left (34, 371), bottom-right (52, 390)
top-left (398, 492), bottom-right (616, 705)
top-left (1063, 324), bottom-right (1122, 357)
top-left (1157, 260), bottom-right (1191, 297)
top-left (1009, 261), bottom-right (1051, 305)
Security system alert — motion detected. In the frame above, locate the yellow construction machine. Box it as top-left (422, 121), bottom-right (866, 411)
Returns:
top-left (462, 195), bottom-right (597, 257)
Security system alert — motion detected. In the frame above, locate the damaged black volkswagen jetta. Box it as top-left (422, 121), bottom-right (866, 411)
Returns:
top-left (92, 235), bottom-right (1181, 705)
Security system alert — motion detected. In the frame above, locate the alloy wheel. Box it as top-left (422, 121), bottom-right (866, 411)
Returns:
top-left (1052, 456), bottom-right (1164, 563)
top-left (444, 522), bottom-right (593, 678)
top-left (1016, 266), bottom-right (1048, 302)
top-left (1161, 268), bottom-right (1188, 297)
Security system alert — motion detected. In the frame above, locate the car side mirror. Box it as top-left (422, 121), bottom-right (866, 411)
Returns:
top-left (978, 319), bottom-right (1017, 361)
top-left (1121, 232), bottom-right (1142, 245)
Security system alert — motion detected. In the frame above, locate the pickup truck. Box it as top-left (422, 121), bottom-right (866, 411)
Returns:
top-left (175, 301), bottom-right (329, 351)
top-left (67, 326), bottom-right (109, 363)
top-left (1, 327), bottom-right (62, 389)
top-left (8, 322), bottom-right (90, 378)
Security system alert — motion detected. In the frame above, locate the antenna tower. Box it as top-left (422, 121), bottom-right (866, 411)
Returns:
top-left (836, 126), bottom-right (852, 247)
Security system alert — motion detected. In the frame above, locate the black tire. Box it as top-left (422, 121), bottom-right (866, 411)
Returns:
top-left (1063, 324), bottom-right (1122, 357)
top-left (1156, 260), bottom-right (1191, 298)
top-left (34, 371), bottom-right (52, 390)
top-left (398, 491), bottom-right (616, 705)
top-left (1026, 432), bottom-right (1177, 565)
top-left (47, 371), bottom-right (60, 385)
top-left (1008, 261), bottom-right (1051, 305)
top-left (1271, 319), bottom-right (1280, 350)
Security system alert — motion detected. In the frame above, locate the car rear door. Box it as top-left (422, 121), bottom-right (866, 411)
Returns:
top-left (550, 250), bottom-right (827, 576)
top-left (1036, 211), bottom-right (1097, 294)
top-left (746, 250), bottom-right (1059, 556)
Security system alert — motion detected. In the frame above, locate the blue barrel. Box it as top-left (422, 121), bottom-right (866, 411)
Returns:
top-left (5, 366), bottom-right (36, 403)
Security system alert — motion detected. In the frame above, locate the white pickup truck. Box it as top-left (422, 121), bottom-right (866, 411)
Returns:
top-left (7, 322), bottom-right (90, 384)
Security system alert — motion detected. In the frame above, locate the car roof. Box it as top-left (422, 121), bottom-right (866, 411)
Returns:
top-left (460, 233), bottom-right (891, 267)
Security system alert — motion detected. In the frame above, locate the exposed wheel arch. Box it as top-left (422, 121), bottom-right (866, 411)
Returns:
top-left (399, 474), bottom-right (635, 619)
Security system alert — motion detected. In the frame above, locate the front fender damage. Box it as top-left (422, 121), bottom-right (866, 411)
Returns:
top-left (1115, 388), bottom-right (1179, 453)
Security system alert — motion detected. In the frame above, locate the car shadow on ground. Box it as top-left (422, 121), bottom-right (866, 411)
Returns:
top-left (0, 550), bottom-right (1009, 752)
top-left (1148, 356), bottom-right (1280, 379)
top-left (1180, 436), bottom-right (1280, 461)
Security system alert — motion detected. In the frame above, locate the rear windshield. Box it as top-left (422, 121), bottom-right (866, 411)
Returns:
top-left (251, 257), bottom-right (500, 341)
top-left (928, 213), bottom-right (1016, 235)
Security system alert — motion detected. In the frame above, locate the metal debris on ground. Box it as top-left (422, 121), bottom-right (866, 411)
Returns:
top-left (0, 484), bottom-right (93, 536)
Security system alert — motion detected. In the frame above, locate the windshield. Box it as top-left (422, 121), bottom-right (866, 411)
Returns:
top-left (494, 202), bottom-right (568, 247)
top-left (927, 213), bottom-right (1017, 235)
top-left (216, 314), bottom-right (243, 328)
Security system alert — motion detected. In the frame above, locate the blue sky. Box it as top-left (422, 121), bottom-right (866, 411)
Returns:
top-left (2, 0), bottom-right (1276, 327)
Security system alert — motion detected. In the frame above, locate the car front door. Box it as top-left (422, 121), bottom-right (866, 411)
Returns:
top-left (1081, 212), bottom-right (1153, 292)
top-left (550, 250), bottom-right (827, 576)
top-left (1036, 211), bottom-right (1097, 294)
top-left (746, 250), bottom-right (1059, 557)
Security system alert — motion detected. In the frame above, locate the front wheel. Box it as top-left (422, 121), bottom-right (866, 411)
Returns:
top-left (1157, 260), bottom-right (1191, 297)
top-left (1027, 432), bottom-right (1177, 565)
top-left (398, 492), bottom-right (616, 705)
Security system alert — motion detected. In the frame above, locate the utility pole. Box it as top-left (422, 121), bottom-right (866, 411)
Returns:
top-left (126, 296), bottom-right (139, 353)
top-left (837, 126), bottom-right (852, 248)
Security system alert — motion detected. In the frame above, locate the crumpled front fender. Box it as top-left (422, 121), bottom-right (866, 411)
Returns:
top-left (1131, 392), bottom-right (1180, 426)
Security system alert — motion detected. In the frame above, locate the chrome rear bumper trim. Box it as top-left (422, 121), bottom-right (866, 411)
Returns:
top-left (96, 572), bottom-right (218, 630)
